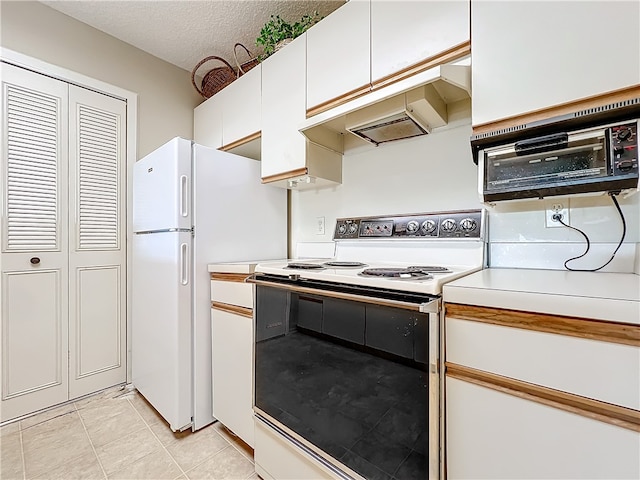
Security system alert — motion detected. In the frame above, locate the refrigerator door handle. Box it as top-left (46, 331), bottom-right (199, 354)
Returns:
top-left (180, 175), bottom-right (189, 217)
top-left (180, 243), bottom-right (190, 285)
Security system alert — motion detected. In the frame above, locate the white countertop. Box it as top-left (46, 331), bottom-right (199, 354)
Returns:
top-left (443, 268), bottom-right (640, 325)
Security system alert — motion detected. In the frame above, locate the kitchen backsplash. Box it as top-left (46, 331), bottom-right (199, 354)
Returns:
top-left (290, 102), bottom-right (640, 272)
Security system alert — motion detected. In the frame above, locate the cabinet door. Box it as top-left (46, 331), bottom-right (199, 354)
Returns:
top-left (221, 65), bottom-right (261, 147)
top-left (1, 65), bottom-right (70, 421)
top-left (194, 93), bottom-right (223, 148)
top-left (306, 0), bottom-right (370, 113)
top-left (472, 1), bottom-right (640, 126)
top-left (371, 0), bottom-right (469, 85)
top-left (211, 309), bottom-right (254, 447)
top-left (261, 35), bottom-right (307, 179)
top-left (446, 377), bottom-right (640, 479)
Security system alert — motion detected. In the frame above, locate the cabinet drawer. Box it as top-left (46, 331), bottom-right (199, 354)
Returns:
top-left (210, 280), bottom-right (253, 308)
top-left (446, 377), bottom-right (640, 480)
top-left (446, 317), bottom-right (640, 409)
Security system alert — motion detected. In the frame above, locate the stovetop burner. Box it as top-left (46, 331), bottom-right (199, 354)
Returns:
top-left (285, 262), bottom-right (326, 270)
top-left (359, 267), bottom-right (433, 280)
top-left (407, 265), bottom-right (452, 274)
top-left (323, 261), bottom-right (368, 268)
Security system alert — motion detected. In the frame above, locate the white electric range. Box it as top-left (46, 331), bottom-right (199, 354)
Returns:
top-left (251, 209), bottom-right (486, 480)
top-left (256, 209), bottom-right (487, 296)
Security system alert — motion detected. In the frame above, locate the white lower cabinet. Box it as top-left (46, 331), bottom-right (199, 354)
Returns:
top-left (444, 301), bottom-right (640, 480)
top-left (211, 308), bottom-right (254, 447)
top-left (446, 378), bottom-right (640, 480)
top-left (209, 267), bottom-right (255, 448)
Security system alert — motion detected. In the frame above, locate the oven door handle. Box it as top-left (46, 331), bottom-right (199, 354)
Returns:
top-left (246, 274), bottom-right (440, 313)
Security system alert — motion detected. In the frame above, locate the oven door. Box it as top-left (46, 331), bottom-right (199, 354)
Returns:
top-left (249, 273), bottom-right (441, 480)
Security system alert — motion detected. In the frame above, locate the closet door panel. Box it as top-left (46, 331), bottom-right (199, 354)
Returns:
top-left (1, 64), bottom-right (69, 422)
top-left (68, 85), bottom-right (127, 398)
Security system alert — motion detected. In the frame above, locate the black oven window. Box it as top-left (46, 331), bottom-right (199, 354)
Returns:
top-left (255, 286), bottom-right (429, 480)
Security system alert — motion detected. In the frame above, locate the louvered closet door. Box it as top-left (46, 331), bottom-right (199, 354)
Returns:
top-left (68, 85), bottom-right (126, 398)
top-left (1, 64), bottom-right (70, 421)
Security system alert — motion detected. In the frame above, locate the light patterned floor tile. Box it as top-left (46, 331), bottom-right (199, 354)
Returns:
top-left (31, 450), bottom-right (104, 480)
top-left (128, 391), bottom-right (166, 426)
top-left (148, 420), bottom-right (195, 446)
top-left (163, 426), bottom-right (229, 472)
top-left (0, 422), bottom-right (20, 437)
top-left (22, 410), bottom-right (94, 478)
top-left (81, 401), bottom-right (145, 448)
top-left (185, 445), bottom-right (254, 480)
top-left (77, 393), bottom-right (136, 426)
top-left (20, 403), bottom-right (76, 431)
top-left (73, 385), bottom-right (128, 410)
top-left (108, 447), bottom-right (183, 480)
top-left (95, 426), bottom-right (162, 476)
top-left (8, 387), bottom-right (261, 480)
top-left (210, 423), bottom-right (254, 463)
top-left (0, 431), bottom-right (24, 480)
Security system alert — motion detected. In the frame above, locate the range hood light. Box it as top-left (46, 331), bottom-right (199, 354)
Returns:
top-left (348, 110), bottom-right (431, 146)
top-left (288, 175), bottom-right (315, 188)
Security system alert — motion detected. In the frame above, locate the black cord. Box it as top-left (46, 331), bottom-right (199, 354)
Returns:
top-left (557, 192), bottom-right (627, 272)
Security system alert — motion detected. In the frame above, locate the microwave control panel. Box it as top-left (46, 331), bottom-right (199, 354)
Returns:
top-left (334, 210), bottom-right (484, 240)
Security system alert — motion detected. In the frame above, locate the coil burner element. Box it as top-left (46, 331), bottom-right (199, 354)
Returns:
top-left (359, 268), bottom-right (433, 280)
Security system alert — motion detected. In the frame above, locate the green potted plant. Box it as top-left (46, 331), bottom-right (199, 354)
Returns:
top-left (256, 11), bottom-right (322, 60)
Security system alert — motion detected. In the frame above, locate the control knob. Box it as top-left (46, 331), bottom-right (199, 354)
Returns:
top-left (459, 218), bottom-right (477, 233)
top-left (617, 127), bottom-right (632, 141)
top-left (348, 223), bottom-right (358, 234)
top-left (618, 160), bottom-right (634, 172)
top-left (406, 220), bottom-right (420, 234)
top-left (338, 224), bottom-right (347, 235)
top-left (441, 218), bottom-right (457, 233)
top-left (421, 219), bottom-right (437, 234)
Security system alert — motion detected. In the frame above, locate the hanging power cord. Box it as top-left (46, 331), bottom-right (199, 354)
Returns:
top-left (554, 191), bottom-right (627, 272)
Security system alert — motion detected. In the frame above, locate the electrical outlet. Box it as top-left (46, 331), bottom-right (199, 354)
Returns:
top-left (316, 216), bottom-right (325, 235)
top-left (545, 201), bottom-right (570, 228)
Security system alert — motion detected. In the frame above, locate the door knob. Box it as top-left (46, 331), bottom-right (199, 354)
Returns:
top-left (30, 257), bottom-right (41, 265)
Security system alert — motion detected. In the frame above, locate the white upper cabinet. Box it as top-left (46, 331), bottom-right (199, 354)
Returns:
top-left (220, 64), bottom-right (261, 147)
top-left (306, 0), bottom-right (371, 114)
top-left (261, 35), bottom-right (307, 179)
top-left (472, 1), bottom-right (640, 127)
top-left (194, 65), bottom-right (261, 157)
top-left (371, 0), bottom-right (470, 86)
top-left (194, 92), bottom-right (223, 149)
top-left (261, 35), bottom-right (341, 188)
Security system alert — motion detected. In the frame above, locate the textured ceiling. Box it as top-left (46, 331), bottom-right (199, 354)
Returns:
top-left (40, 0), bottom-right (345, 73)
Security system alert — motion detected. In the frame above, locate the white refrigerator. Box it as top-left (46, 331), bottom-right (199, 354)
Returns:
top-left (132, 137), bottom-right (286, 432)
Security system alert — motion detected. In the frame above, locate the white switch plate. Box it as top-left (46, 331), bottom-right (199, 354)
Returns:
top-left (545, 200), bottom-right (570, 228)
top-left (316, 216), bottom-right (325, 235)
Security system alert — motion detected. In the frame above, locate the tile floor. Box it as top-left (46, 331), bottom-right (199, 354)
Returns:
top-left (0, 385), bottom-right (258, 480)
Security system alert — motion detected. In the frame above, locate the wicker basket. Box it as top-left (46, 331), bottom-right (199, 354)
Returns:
top-left (234, 43), bottom-right (260, 76)
top-left (191, 56), bottom-right (237, 98)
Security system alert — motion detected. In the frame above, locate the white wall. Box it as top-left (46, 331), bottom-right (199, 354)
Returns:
top-left (0, 1), bottom-right (201, 158)
top-left (291, 101), bottom-right (640, 272)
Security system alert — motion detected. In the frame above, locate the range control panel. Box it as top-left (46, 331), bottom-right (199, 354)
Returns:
top-left (333, 210), bottom-right (484, 240)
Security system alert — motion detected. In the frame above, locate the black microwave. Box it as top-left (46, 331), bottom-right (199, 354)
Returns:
top-left (477, 120), bottom-right (639, 202)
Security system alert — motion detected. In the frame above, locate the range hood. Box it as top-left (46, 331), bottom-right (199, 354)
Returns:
top-left (344, 89), bottom-right (437, 145)
top-left (300, 62), bottom-right (471, 153)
